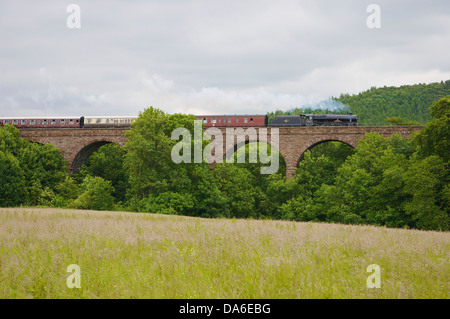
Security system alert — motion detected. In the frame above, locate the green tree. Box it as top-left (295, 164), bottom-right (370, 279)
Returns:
top-left (125, 107), bottom-right (191, 199)
top-left (76, 143), bottom-right (129, 202)
top-left (314, 133), bottom-right (412, 227)
top-left (0, 150), bottom-right (27, 207)
top-left (0, 124), bottom-right (27, 156)
top-left (124, 107), bottom-right (226, 217)
top-left (18, 142), bottom-right (67, 192)
top-left (0, 124), bottom-right (68, 206)
top-left (413, 95), bottom-right (450, 162)
top-left (72, 176), bottom-right (115, 211)
top-left (54, 176), bottom-right (80, 207)
top-left (404, 155), bottom-right (449, 231)
top-left (212, 163), bottom-right (259, 218)
top-left (138, 191), bottom-right (195, 215)
top-left (275, 142), bottom-right (354, 221)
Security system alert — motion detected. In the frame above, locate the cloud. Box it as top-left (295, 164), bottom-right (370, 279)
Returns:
top-left (0, 0), bottom-right (449, 117)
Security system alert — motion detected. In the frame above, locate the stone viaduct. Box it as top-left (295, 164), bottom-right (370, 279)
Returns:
top-left (18, 125), bottom-right (423, 179)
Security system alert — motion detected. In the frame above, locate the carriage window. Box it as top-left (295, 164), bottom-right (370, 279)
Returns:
top-left (60, 119), bottom-right (65, 125)
top-left (244, 118), bottom-right (248, 123)
top-left (236, 118), bottom-right (239, 122)
top-left (30, 120), bottom-right (36, 125)
top-left (250, 118), bottom-right (253, 122)
top-left (114, 119), bottom-right (118, 123)
top-left (203, 118), bottom-right (207, 123)
top-left (51, 119), bottom-right (57, 125)
top-left (228, 118), bottom-right (231, 123)
top-left (211, 118), bottom-right (216, 124)
top-left (96, 119), bottom-right (102, 123)
top-left (13, 120), bottom-right (18, 125)
top-left (21, 120), bottom-right (27, 125)
top-left (218, 119), bottom-right (221, 123)
top-left (69, 119), bottom-right (74, 124)
top-left (42, 120), bottom-right (48, 124)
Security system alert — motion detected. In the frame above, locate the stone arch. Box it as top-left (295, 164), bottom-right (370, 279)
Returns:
top-left (281, 135), bottom-right (360, 179)
top-left (296, 138), bottom-right (356, 168)
top-left (220, 139), bottom-right (287, 176)
top-left (69, 139), bottom-right (119, 174)
top-left (224, 139), bottom-right (259, 161)
top-left (224, 139), bottom-right (285, 162)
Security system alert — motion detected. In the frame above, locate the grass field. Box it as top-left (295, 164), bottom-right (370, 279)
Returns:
top-left (0, 208), bottom-right (448, 299)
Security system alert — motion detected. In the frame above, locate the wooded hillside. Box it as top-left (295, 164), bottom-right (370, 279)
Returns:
top-left (335, 80), bottom-right (450, 124)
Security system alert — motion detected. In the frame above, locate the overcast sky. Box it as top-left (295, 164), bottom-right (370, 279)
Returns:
top-left (1, 0), bottom-right (449, 117)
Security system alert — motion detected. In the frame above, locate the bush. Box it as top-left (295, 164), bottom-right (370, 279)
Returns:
top-left (72, 176), bottom-right (115, 211)
top-left (138, 191), bottom-right (195, 215)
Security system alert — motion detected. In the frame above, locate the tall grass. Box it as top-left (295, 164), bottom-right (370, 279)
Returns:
top-left (0, 208), bottom-right (448, 298)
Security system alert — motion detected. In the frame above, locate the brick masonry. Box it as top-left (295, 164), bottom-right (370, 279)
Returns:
top-left (19, 125), bottom-right (423, 178)
top-left (19, 128), bottom-right (127, 174)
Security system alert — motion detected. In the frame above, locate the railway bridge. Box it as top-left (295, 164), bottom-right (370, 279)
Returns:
top-left (18, 125), bottom-right (423, 179)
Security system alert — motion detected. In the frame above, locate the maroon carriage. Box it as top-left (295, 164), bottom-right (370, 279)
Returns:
top-left (195, 115), bottom-right (268, 127)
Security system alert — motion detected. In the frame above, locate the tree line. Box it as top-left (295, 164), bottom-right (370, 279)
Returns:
top-left (0, 96), bottom-right (448, 231)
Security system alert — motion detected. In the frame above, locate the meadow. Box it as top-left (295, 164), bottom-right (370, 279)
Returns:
top-left (0, 208), bottom-right (448, 299)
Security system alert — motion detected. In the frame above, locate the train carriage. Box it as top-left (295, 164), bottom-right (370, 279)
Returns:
top-left (196, 114), bottom-right (268, 127)
top-left (0, 117), bottom-right (82, 128)
top-left (82, 116), bottom-right (138, 128)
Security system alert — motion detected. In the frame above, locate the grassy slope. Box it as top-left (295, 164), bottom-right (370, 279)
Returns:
top-left (0, 208), bottom-right (448, 299)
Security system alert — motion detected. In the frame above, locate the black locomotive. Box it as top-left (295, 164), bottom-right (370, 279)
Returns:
top-left (270, 114), bottom-right (357, 127)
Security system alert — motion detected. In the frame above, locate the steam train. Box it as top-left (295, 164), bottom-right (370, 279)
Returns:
top-left (269, 113), bottom-right (358, 127)
top-left (0, 113), bottom-right (357, 128)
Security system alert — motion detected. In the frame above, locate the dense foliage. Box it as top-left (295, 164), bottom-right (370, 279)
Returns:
top-left (336, 80), bottom-right (450, 124)
top-left (0, 124), bottom-right (67, 207)
top-left (1, 95), bottom-right (448, 231)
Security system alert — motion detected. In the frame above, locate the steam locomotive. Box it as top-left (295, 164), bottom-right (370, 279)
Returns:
top-left (269, 113), bottom-right (358, 127)
top-left (0, 113), bottom-right (357, 128)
